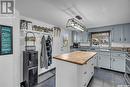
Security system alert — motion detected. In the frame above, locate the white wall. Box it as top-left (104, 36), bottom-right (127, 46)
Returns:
top-left (0, 11), bottom-right (20, 87)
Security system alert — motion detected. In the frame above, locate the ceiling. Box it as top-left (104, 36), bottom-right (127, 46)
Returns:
top-left (16, 0), bottom-right (130, 29)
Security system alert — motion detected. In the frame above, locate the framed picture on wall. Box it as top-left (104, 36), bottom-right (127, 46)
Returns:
top-left (0, 25), bottom-right (13, 55)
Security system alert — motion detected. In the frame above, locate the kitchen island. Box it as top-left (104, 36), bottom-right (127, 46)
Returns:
top-left (53, 51), bottom-right (97, 87)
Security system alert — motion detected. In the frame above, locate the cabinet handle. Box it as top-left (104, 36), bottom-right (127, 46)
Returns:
top-left (124, 38), bottom-right (126, 41)
top-left (84, 83), bottom-right (87, 86)
top-left (118, 54), bottom-right (121, 56)
top-left (84, 72), bottom-right (87, 74)
top-left (119, 38), bottom-right (121, 41)
top-left (113, 59), bottom-right (115, 61)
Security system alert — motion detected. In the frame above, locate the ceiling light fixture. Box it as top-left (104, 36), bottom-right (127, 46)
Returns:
top-left (66, 18), bottom-right (86, 31)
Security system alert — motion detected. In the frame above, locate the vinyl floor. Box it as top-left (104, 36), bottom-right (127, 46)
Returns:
top-left (88, 68), bottom-right (127, 87)
top-left (36, 68), bottom-right (127, 87)
top-left (35, 76), bottom-right (55, 87)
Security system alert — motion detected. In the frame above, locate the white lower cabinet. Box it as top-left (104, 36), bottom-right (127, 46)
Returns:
top-left (98, 52), bottom-right (111, 69)
top-left (111, 53), bottom-right (126, 72)
top-left (96, 52), bottom-right (126, 72)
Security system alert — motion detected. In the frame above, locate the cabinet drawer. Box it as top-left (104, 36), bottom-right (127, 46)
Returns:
top-left (111, 53), bottom-right (125, 57)
top-left (99, 52), bottom-right (110, 56)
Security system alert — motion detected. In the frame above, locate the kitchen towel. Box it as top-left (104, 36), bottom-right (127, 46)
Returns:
top-left (40, 35), bottom-right (48, 69)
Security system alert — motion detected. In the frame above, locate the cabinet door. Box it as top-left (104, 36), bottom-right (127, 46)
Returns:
top-left (72, 31), bottom-right (88, 43)
top-left (81, 32), bottom-right (88, 43)
top-left (93, 55), bottom-right (98, 67)
top-left (72, 31), bottom-right (80, 42)
top-left (123, 24), bottom-right (130, 43)
top-left (112, 25), bottom-right (123, 42)
top-left (111, 57), bottom-right (125, 72)
top-left (98, 54), bottom-right (110, 69)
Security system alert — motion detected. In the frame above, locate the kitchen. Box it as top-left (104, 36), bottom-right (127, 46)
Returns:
top-left (0, 0), bottom-right (130, 87)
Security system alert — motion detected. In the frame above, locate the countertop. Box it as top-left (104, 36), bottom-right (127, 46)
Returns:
top-left (70, 46), bottom-right (130, 54)
top-left (53, 51), bottom-right (97, 65)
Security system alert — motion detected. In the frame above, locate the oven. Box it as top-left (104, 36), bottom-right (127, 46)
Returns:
top-left (124, 54), bottom-right (130, 85)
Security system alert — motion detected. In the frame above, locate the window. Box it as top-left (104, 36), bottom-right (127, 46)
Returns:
top-left (91, 31), bottom-right (110, 47)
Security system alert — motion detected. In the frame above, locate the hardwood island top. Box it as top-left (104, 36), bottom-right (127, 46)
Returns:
top-left (53, 51), bottom-right (97, 65)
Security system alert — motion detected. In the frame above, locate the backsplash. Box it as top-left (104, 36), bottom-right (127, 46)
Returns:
top-left (80, 43), bottom-right (90, 46)
top-left (111, 43), bottom-right (130, 47)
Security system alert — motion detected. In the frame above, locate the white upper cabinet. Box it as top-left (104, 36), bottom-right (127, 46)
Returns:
top-left (72, 23), bottom-right (130, 44)
top-left (111, 25), bottom-right (123, 42)
top-left (111, 23), bottom-right (130, 43)
top-left (123, 23), bottom-right (130, 43)
top-left (72, 31), bottom-right (88, 43)
top-left (81, 32), bottom-right (88, 43)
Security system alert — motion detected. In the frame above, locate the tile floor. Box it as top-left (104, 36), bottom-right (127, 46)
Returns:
top-left (88, 68), bottom-right (127, 87)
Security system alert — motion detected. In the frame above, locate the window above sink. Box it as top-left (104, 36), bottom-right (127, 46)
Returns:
top-left (91, 31), bottom-right (110, 48)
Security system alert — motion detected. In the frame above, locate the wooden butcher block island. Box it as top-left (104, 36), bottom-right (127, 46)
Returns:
top-left (54, 51), bottom-right (97, 65)
top-left (53, 51), bottom-right (97, 87)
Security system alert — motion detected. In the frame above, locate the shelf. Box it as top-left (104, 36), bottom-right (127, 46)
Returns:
top-left (28, 66), bottom-right (38, 70)
top-left (20, 29), bottom-right (52, 35)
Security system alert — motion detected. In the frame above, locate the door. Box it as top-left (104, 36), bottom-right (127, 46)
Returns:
top-left (111, 57), bottom-right (125, 72)
top-left (98, 54), bottom-right (111, 69)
